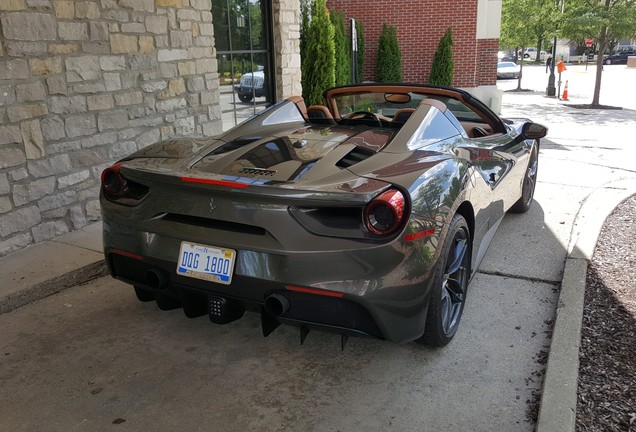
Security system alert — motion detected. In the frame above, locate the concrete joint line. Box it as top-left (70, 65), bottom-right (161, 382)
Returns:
top-left (0, 260), bottom-right (108, 315)
top-left (476, 270), bottom-right (559, 286)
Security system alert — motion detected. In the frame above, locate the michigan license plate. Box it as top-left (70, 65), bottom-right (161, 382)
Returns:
top-left (177, 242), bottom-right (236, 285)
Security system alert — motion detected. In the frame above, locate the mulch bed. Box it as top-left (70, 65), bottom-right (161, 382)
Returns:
top-left (576, 194), bottom-right (636, 431)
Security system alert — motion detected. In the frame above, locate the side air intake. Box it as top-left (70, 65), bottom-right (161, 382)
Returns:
top-left (336, 147), bottom-right (375, 168)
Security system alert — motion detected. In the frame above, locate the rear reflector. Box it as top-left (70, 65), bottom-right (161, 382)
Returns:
top-left (180, 177), bottom-right (249, 189)
top-left (404, 228), bottom-right (435, 242)
top-left (112, 249), bottom-right (144, 261)
top-left (286, 285), bottom-right (344, 298)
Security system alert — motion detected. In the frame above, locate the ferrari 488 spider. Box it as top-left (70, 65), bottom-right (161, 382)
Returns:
top-left (101, 84), bottom-right (547, 346)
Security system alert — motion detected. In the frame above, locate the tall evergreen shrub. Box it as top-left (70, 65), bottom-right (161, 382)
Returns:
top-left (301, 0), bottom-right (335, 106)
top-left (331, 11), bottom-right (350, 86)
top-left (376, 24), bottom-right (402, 83)
top-left (299, 0), bottom-right (311, 68)
top-left (429, 28), bottom-right (454, 86)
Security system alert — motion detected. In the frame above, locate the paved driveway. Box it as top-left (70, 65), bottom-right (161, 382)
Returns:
top-left (2, 73), bottom-right (635, 431)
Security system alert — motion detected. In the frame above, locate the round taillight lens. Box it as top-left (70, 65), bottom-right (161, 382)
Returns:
top-left (101, 165), bottom-right (126, 198)
top-left (364, 189), bottom-right (406, 236)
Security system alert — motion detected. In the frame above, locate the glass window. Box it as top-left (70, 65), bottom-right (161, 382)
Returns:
top-left (407, 106), bottom-right (462, 150)
top-left (214, 0), bottom-right (273, 131)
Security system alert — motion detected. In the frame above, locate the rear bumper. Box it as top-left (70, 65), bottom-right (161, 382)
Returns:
top-left (103, 219), bottom-right (437, 343)
top-left (107, 251), bottom-right (420, 341)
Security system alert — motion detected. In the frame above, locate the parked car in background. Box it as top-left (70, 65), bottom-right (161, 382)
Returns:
top-left (100, 83), bottom-right (547, 347)
top-left (603, 51), bottom-right (636, 65)
top-left (497, 50), bottom-right (515, 62)
top-left (497, 62), bottom-right (521, 79)
top-left (234, 70), bottom-right (266, 102)
top-left (523, 48), bottom-right (548, 61)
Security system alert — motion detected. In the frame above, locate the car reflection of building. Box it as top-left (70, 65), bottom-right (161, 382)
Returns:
top-left (234, 71), bottom-right (266, 102)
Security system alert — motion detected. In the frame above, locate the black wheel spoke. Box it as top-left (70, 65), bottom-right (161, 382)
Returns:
top-left (446, 238), bottom-right (468, 275)
top-left (445, 278), bottom-right (464, 303)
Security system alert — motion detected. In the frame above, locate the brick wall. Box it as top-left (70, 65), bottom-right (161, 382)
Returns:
top-left (327, 0), bottom-right (497, 88)
top-left (0, 0), bottom-right (222, 257)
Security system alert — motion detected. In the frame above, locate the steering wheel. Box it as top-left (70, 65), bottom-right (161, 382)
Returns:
top-left (347, 111), bottom-right (383, 127)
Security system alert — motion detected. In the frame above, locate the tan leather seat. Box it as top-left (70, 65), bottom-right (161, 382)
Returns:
top-left (306, 105), bottom-right (336, 125)
top-left (391, 108), bottom-right (415, 124)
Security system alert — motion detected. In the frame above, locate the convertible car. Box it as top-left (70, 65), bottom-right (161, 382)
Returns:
top-left (101, 83), bottom-right (547, 347)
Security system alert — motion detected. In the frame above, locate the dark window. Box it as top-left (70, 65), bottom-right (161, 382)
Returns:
top-left (213, 0), bottom-right (275, 131)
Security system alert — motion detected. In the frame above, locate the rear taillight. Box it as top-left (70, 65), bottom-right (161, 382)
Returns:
top-left (101, 163), bottom-right (148, 205)
top-left (101, 163), bottom-right (126, 199)
top-left (364, 189), bottom-right (406, 236)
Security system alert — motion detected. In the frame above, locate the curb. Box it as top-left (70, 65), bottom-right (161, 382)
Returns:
top-left (536, 180), bottom-right (636, 432)
top-left (0, 260), bottom-right (108, 315)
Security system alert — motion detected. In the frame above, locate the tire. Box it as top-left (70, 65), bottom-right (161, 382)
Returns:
top-left (238, 93), bottom-right (253, 103)
top-left (509, 143), bottom-right (539, 213)
top-left (604, 59), bottom-right (611, 65)
top-left (417, 214), bottom-right (471, 347)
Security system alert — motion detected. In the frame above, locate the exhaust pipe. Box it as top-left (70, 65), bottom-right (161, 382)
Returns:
top-left (264, 294), bottom-right (290, 317)
top-left (145, 269), bottom-right (168, 290)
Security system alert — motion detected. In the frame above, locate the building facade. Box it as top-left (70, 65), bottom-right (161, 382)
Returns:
top-left (0, 0), bottom-right (498, 257)
top-left (0, 0), bottom-right (300, 257)
top-left (327, 0), bottom-right (502, 104)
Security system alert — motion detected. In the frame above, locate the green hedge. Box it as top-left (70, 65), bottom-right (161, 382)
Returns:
top-left (376, 24), bottom-right (402, 83)
top-left (429, 28), bottom-right (454, 86)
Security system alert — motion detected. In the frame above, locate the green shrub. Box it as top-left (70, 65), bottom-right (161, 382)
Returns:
top-left (429, 28), bottom-right (454, 86)
top-left (300, 0), bottom-right (311, 73)
top-left (331, 11), bottom-right (350, 86)
top-left (376, 24), bottom-right (402, 83)
top-left (301, 0), bottom-right (335, 106)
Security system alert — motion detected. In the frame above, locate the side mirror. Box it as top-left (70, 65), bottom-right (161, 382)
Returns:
top-left (521, 122), bottom-right (548, 140)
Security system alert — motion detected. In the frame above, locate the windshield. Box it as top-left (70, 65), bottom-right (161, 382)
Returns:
top-left (332, 91), bottom-right (483, 122)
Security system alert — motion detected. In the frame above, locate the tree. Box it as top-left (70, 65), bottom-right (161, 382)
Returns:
top-left (429, 28), bottom-right (454, 86)
top-left (331, 11), bottom-right (350, 86)
top-left (501, 0), bottom-right (547, 90)
top-left (376, 24), bottom-right (402, 82)
top-left (300, 0), bottom-right (311, 69)
top-left (301, 0), bottom-right (335, 106)
top-left (560, 0), bottom-right (636, 106)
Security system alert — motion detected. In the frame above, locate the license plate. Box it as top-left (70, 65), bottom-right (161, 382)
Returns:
top-left (176, 242), bottom-right (236, 285)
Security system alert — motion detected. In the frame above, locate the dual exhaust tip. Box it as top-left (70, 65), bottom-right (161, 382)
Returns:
top-left (264, 293), bottom-right (290, 317)
top-left (144, 269), bottom-right (291, 317)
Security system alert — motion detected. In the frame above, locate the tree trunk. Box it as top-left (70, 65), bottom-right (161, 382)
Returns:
top-left (592, 26), bottom-right (607, 106)
top-left (535, 36), bottom-right (544, 64)
top-left (592, 0), bottom-right (612, 107)
top-left (517, 46), bottom-right (525, 90)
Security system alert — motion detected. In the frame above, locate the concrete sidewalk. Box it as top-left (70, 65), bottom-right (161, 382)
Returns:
top-left (1, 187), bottom-right (635, 432)
top-left (0, 222), bottom-right (107, 314)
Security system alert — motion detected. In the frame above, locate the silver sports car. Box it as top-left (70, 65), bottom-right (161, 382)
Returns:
top-left (101, 83), bottom-right (547, 346)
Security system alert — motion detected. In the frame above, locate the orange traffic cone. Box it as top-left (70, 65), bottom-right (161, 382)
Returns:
top-left (561, 80), bottom-right (569, 101)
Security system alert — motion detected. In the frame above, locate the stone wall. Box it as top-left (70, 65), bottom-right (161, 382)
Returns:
top-left (0, 0), bottom-right (222, 257)
top-left (272, 0), bottom-right (301, 101)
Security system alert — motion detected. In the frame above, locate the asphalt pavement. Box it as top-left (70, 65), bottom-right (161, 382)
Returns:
top-left (1, 73), bottom-right (636, 430)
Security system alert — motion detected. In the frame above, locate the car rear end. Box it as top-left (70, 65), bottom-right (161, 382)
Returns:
top-left (101, 127), bottom-right (444, 343)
